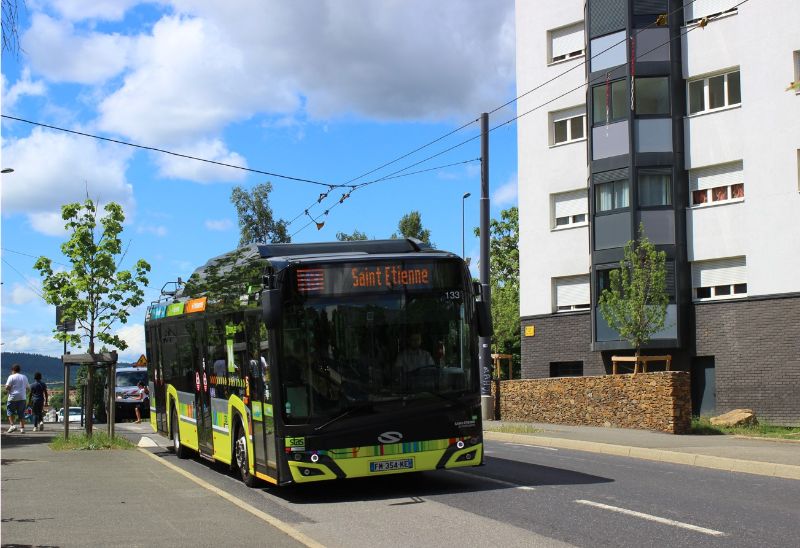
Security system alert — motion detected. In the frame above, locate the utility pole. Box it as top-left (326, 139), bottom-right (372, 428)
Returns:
top-left (479, 112), bottom-right (493, 419)
top-left (63, 325), bottom-right (69, 440)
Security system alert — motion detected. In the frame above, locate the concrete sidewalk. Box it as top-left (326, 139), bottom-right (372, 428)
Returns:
top-left (0, 428), bottom-right (309, 548)
top-left (484, 421), bottom-right (800, 480)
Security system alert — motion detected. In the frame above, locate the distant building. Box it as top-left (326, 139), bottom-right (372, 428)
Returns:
top-left (515, 0), bottom-right (800, 424)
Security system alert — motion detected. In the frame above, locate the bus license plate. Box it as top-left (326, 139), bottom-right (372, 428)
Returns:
top-left (370, 458), bottom-right (414, 472)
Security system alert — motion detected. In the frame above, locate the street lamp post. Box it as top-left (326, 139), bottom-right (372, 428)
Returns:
top-left (461, 192), bottom-right (471, 258)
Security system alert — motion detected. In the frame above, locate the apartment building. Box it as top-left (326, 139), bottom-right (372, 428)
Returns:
top-left (515, 0), bottom-right (800, 424)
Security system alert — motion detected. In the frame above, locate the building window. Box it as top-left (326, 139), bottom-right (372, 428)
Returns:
top-left (550, 361), bottom-right (583, 378)
top-left (552, 189), bottom-right (589, 230)
top-left (590, 30), bottom-right (627, 73)
top-left (592, 79), bottom-right (627, 126)
top-left (691, 256), bottom-right (747, 301)
top-left (595, 179), bottom-right (630, 212)
top-left (688, 70), bottom-right (741, 115)
top-left (638, 170), bottom-right (672, 207)
top-left (553, 275), bottom-right (591, 312)
top-left (635, 77), bottom-right (670, 115)
top-left (551, 107), bottom-right (586, 145)
top-left (689, 161), bottom-right (744, 207)
top-left (685, 1), bottom-right (738, 25)
top-left (549, 22), bottom-right (585, 64)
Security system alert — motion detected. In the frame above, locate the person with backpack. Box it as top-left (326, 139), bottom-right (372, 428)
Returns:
top-left (28, 372), bottom-right (49, 431)
top-left (5, 364), bottom-right (30, 433)
top-left (134, 381), bottom-right (149, 424)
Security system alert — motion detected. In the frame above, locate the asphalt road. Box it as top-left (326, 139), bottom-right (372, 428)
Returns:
top-left (132, 431), bottom-right (800, 548)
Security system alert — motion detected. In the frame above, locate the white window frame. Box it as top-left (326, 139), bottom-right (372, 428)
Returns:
top-left (553, 275), bottom-right (591, 312)
top-left (550, 107), bottom-right (586, 147)
top-left (689, 161), bottom-right (745, 208)
top-left (686, 69), bottom-right (741, 116)
top-left (551, 189), bottom-right (589, 230)
top-left (548, 21), bottom-right (585, 65)
top-left (691, 257), bottom-right (747, 302)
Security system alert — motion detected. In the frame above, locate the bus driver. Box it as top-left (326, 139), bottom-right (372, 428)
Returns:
top-left (393, 332), bottom-right (434, 383)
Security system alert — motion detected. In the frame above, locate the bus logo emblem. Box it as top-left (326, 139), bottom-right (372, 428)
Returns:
top-left (378, 431), bottom-right (403, 444)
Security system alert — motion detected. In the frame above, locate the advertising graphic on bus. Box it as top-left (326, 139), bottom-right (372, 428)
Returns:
top-left (144, 239), bottom-right (491, 486)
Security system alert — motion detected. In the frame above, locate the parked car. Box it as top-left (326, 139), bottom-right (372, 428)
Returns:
top-left (57, 407), bottom-right (86, 424)
top-left (105, 366), bottom-right (149, 421)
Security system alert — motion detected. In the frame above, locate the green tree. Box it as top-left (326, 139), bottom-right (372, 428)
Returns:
top-left (336, 229), bottom-right (369, 241)
top-left (34, 199), bottom-right (150, 425)
top-left (50, 391), bottom-right (64, 411)
top-left (598, 224), bottom-right (669, 365)
top-left (475, 207), bottom-right (520, 378)
top-left (392, 210), bottom-right (431, 244)
top-left (230, 182), bottom-right (290, 245)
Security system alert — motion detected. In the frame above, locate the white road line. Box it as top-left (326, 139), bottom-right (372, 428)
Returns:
top-left (503, 443), bottom-right (558, 451)
top-left (447, 470), bottom-right (535, 491)
top-left (574, 500), bottom-right (726, 537)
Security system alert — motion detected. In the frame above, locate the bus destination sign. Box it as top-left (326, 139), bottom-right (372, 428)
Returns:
top-left (295, 261), bottom-right (460, 295)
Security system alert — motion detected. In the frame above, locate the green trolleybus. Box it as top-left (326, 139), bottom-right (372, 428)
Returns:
top-left (145, 239), bottom-right (491, 486)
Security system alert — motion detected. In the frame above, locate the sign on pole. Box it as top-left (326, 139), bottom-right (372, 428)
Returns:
top-left (55, 306), bottom-right (76, 332)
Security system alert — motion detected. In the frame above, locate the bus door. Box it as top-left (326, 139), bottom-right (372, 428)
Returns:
top-left (189, 320), bottom-right (213, 456)
top-left (148, 325), bottom-right (168, 433)
top-left (246, 313), bottom-right (278, 480)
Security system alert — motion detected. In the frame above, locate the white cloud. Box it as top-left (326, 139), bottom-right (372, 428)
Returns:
top-left (1, 68), bottom-right (46, 109)
top-left (10, 282), bottom-right (42, 305)
top-left (0, 128), bottom-right (135, 235)
top-left (153, 139), bottom-right (248, 183)
top-left (137, 225), bottom-right (168, 237)
top-left (204, 219), bottom-right (232, 231)
top-left (22, 13), bottom-right (134, 85)
top-left (0, 328), bottom-right (63, 356)
top-left (28, 212), bottom-right (69, 236)
top-left (115, 323), bottom-right (146, 362)
top-left (492, 173), bottom-right (518, 207)
top-left (93, 1), bottom-right (514, 144)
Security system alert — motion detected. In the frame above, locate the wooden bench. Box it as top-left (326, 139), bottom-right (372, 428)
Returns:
top-left (611, 355), bottom-right (672, 375)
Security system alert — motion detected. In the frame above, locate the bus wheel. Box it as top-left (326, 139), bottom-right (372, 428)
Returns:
top-left (172, 407), bottom-right (189, 459)
top-left (234, 420), bottom-right (257, 487)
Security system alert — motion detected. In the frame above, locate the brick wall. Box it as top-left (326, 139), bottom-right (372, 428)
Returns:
top-left (694, 294), bottom-right (800, 426)
top-left (492, 372), bottom-right (692, 434)
top-left (520, 312), bottom-right (605, 378)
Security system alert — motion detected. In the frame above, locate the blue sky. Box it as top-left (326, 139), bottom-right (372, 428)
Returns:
top-left (1, 0), bottom-right (518, 361)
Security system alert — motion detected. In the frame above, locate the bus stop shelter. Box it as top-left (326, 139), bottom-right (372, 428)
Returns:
top-left (62, 352), bottom-right (118, 439)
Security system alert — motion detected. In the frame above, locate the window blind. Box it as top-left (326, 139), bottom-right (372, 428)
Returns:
top-left (554, 189), bottom-right (588, 218)
top-left (689, 161), bottom-right (743, 191)
top-left (691, 257), bottom-right (746, 287)
top-left (551, 23), bottom-right (584, 60)
top-left (555, 275), bottom-right (591, 307)
top-left (552, 105), bottom-right (585, 123)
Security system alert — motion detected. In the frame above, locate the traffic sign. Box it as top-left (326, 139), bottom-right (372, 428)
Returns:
top-left (134, 354), bottom-right (148, 367)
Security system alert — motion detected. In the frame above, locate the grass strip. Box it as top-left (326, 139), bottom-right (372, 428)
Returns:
top-left (50, 432), bottom-right (135, 450)
top-left (691, 417), bottom-right (800, 439)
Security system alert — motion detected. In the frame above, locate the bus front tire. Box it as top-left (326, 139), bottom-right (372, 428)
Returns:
top-left (234, 420), bottom-right (257, 487)
top-left (172, 408), bottom-right (189, 459)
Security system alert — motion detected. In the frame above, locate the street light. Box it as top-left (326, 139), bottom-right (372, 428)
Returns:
top-left (1, 168), bottom-right (14, 173)
top-left (462, 192), bottom-right (471, 258)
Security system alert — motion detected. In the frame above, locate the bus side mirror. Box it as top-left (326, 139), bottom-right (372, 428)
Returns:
top-left (261, 289), bottom-right (282, 329)
top-left (473, 283), bottom-right (493, 338)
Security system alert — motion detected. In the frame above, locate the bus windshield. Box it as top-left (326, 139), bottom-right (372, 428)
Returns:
top-left (280, 273), bottom-right (474, 423)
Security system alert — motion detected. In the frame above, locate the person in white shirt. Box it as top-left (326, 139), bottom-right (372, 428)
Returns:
top-left (5, 364), bottom-right (30, 433)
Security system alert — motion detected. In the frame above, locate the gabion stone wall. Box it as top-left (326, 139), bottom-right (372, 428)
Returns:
top-left (492, 371), bottom-right (692, 434)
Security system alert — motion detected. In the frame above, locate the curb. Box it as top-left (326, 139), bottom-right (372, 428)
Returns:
top-left (483, 430), bottom-right (800, 481)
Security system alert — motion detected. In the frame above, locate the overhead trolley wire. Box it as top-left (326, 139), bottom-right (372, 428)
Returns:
top-left (0, 114), bottom-right (337, 188)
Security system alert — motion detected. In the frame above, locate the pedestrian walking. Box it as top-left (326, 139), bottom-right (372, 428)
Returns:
top-left (5, 364), bottom-right (30, 433)
top-left (134, 381), bottom-right (149, 424)
top-left (28, 372), bottom-right (49, 431)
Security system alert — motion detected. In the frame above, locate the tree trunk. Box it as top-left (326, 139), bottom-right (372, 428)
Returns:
top-left (634, 347), bottom-right (641, 375)
top-left (86, 340), bottom-right (94, 437)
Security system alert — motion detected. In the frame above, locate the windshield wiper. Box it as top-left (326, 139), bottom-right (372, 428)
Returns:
top-left (313, 403), bottom-right (373, 433)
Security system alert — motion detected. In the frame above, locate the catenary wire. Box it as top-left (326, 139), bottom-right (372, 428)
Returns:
top-left (0, 114), bottom-right (337, 188)
top-left (1, 257), bottom-right (46, 301)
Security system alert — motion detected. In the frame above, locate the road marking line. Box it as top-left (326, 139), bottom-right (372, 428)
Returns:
top-left (446, 469), bottom-right (535, 491)
top-left (138, 448), bottom-right (324, 548)
top-left (574, 500), bottom-right (726, 537)
top-left (504, 443), bottom-right (558, 451)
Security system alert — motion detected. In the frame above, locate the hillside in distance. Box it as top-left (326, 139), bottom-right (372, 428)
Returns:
top-left (1, 352), bottom-right (132, 383)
